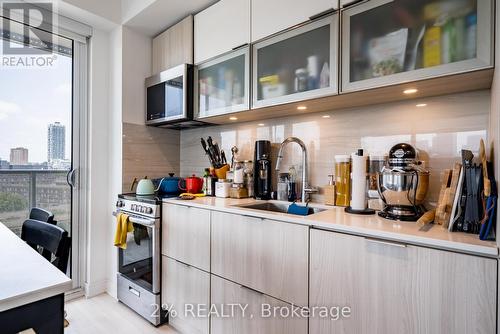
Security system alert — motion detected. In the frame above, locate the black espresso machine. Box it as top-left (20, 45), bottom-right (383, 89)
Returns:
top-left (254, 140), bottom-right (272, 199)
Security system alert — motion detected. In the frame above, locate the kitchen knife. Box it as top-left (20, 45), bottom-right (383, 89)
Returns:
top-left (221, 150), bottom-right (227, 164)
top-left (213, 141), bottom-right (222, 165)
top-left (201, 137), bottom-right (217, 167)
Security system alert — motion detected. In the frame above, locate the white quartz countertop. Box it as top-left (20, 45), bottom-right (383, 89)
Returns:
top-left (162, 197), bottom-right (499, 258)
top-left (0, 222), bottom-right (72, 312)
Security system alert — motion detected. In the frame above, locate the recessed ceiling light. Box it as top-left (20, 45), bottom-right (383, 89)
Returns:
top-left (403, 88), bottom-right (418, 95)
top-left (258, 123), bottom-right (265, 126)
top-left (297, 105), bottom-right (307, 110)
top-left (322, 115), bottom-right (331, 118)
top-left (229, 116), bottom-right (238, 121)
top-left (416, 103), bottom-right (427, 107)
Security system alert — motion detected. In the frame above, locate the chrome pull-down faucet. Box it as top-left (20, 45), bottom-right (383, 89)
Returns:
top-left (275, 137), bottom-right (318, 203)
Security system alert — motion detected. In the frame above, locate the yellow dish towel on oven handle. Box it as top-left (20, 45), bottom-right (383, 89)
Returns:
top-left (114, 212), bottom-right (134, 249)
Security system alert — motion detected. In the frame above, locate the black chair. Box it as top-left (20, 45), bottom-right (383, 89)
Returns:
top-left (29, 207), bottom-right (55, 225)
top-left (21, 219), bottom-right (71, 273)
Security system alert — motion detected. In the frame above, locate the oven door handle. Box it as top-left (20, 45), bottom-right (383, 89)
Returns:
top-left (112, 211), bottom-right (156, 226)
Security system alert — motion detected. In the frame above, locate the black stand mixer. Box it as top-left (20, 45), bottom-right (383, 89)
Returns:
top-left (377, 143), bottom-right (429, 221)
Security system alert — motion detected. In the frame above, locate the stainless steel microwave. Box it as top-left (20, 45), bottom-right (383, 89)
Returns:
top-left (145, 64), bottom-right (194, 125)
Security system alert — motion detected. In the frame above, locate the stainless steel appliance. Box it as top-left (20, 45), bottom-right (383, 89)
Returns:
top-left (377, 143), bottom-right (429, 221)
top-left (114, 194), bottom-right (167, 326)
top-left (146, 64), bottom-right (206, 128)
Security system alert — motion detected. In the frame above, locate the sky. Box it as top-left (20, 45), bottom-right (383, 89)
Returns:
top-left (0, 39), bottom-right (72, 163)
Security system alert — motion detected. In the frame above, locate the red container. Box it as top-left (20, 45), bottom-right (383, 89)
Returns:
top-left (179, 175), bottom-right (204, 194)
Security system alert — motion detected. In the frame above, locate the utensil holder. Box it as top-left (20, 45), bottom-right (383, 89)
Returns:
top-left (214, 164), bottom-right (230, 180)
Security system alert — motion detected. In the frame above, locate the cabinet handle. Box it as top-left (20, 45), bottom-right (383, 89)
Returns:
top-left (175, 259), bottom-right (191, 268)
top-left (364, 237), bottom-right (407, 248)
top-left (341, 0), bottom-right (363, 9)
top-left (309, 8), bottom-right (336, 21)
top-left (243, 215), bottom-right (263, 222)
top-left (232, 43), bottom-right (249, 51)
top-left (240, 285), bottom-right (264, 295)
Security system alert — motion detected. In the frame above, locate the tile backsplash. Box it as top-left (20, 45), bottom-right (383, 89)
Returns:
top-left (123, 122), bottom-right (180, 192)
top-left (180, 90), bottom-right (490, 204)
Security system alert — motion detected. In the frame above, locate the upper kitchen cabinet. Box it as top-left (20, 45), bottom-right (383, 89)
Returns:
top-left (253, 15), bottom-right (338, 109)
top-left (251, 0), bottom-right (339, 42)
top-left (152, 15), bottom-right (194, 74)
top-left (194, 0), bottom-right (250, 64)
top-left (342, 0), bottom-right (493, 92)
top-left (195, 47), bottom-right (250, 118)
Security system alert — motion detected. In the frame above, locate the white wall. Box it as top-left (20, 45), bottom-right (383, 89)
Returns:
top-left (122, 26), bottom-right (152, 125)
top-left (121, 0), bottom-right (156, 24)
top-left (106, 26), bottom-right (124, 298)
top-left (491, 0), bottom-right (500, 249)
top-left (85, 28), bottom-right (112, 297)
top-left (61, 0), bottom-right (122, 24)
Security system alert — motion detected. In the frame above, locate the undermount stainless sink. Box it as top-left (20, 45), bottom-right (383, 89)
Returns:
top-left (235, 202), bottom-right (326, 216)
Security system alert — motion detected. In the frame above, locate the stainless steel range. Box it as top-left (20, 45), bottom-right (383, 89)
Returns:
top-left (114, 193), bottom-right (167, 326)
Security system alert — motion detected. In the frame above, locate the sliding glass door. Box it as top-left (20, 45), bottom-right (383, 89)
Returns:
top-left (0, 14), bottom-right (87, 288)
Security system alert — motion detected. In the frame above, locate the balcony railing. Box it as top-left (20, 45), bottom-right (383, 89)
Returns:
top-left (0, 169), bottom-right (71, 236)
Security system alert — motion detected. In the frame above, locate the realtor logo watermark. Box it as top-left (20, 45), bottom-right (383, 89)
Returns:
top-left (1, 1), bottom-right (57, 67)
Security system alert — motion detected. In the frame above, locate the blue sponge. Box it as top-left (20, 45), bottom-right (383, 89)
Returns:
top-left (287, 202), bottom-right (310, 216)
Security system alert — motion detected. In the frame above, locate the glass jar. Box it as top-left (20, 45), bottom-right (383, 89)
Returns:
top-left (233, 160), bottom-right (245, 184)
top-left (229, 183), bottom-right (248, 199)
top-left (277, 173), bottom-right (289, 201)
top-left (335, 155), bottom-right (351, 207)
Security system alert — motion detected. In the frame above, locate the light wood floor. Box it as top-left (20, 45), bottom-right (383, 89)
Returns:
top-left (64, 293), bottom-right (178, 334)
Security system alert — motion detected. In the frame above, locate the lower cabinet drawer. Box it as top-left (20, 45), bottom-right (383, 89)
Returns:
top-left (211, 211), bottom-right (309, 306)
top-left (162, 203), bottom-right (211, 271)
top-left (162, 256), bottom-right (210, 334)
top-left (210, 275), bottom-right (308, 334)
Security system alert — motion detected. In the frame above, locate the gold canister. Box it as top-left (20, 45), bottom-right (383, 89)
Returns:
top-left (335, 155), bottom-right (351, 207)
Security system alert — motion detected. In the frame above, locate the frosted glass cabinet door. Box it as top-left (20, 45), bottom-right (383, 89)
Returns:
top-left (252, 14), bottom-right (338, 109)
top-left (342, 0), bottom-right (493, 92)
top-left (195, 47), bottom-right (250, 118)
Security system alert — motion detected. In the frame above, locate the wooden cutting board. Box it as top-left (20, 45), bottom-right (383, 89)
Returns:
top-left (435, 169), bottom-right (452, 225)
top-left (436, 163), bottom-right (462, 227)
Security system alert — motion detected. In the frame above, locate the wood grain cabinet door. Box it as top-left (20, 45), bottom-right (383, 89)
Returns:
top-left (162, 256), bottom-right (210, 334)
top-left (152, 15), bottom-right (193, 74)
top-left (210, 275), bottom-right (308, 334)
top-left (309, 229), bottom-right (497, 334)
top-left (211, 211), bottom-right (309, 306)
top-left (162, 203), bottom-right (210, 271)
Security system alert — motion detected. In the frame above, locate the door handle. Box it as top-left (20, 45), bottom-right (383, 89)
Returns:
top-left (66, 169), bottom-right (76, 187)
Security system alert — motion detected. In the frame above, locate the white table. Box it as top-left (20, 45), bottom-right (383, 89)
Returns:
top-left (0, 222), bottom-right (72, 333)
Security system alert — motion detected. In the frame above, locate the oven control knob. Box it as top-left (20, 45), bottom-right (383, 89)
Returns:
top-left (116, 200), bottom-right (124, 207)
top-left (142, 206), bottom-right (147, 213)
top-left (136, 205), bottom-right (142, 212)
top-left (131, 204), bottom-right (136, 210)
top-left (146, 207), bottom-right (153, 214)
